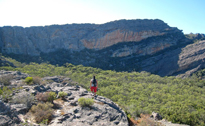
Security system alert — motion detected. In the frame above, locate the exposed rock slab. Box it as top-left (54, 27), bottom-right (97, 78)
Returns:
top-left (0, 71), bottom-right (129, 126)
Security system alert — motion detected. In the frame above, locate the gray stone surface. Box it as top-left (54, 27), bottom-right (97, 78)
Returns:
top-left (0, 71), bottom-right (129, 126)
top-left (0, 100), bottom-right (21, 126)
top-left (48, 81), bottom-right (129, 126)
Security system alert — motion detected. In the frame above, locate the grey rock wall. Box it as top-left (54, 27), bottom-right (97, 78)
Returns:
top-left (0, 19), bottom-right (180, 56)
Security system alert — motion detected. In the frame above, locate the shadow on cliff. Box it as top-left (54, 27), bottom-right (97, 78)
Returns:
top-left (2, 34), bottom-right (198, 77)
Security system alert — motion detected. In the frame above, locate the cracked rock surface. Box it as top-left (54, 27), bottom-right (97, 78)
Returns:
top-left (0, 70), bottom-right (128, 126)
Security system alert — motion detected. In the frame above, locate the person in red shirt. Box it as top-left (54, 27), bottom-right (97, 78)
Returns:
top-left (90, 76), bottom-right (98, 98)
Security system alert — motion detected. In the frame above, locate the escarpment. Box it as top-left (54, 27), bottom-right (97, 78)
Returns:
top-left (1, 19), bottom-right (205, 77)
top-left (0, 19), bottom-right (181, 56)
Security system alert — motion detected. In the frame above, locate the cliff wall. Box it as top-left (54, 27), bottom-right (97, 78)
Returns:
top-left (0, 19), bottom-right (181, 56)
top-left (2, 19), bottom-right (202, 77)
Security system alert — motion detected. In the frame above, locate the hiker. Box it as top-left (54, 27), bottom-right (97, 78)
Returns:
top-left (90, 75), bottom-right (98, 97)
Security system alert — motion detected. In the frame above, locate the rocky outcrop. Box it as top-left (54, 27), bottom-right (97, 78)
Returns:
top-left (50, 95), bottom-right (128, 126)
top-left (0, 19), bottom-right (181, 56)
top-left (0, 100), bottom-right (21, 126)
top-left (0, 71), bottom-right (129, 126)
top-left (150, 112), bottom-right (163, 120)
top-left (138, 40), bottom-right (205, 77)
top-left (177, 40), bottom-right (205, 77)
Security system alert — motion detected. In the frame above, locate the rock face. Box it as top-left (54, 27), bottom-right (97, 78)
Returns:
top-left (0, 19), bottom-right (180, 56)
top-left (177, 40), bottom-right (205, 77)
top-left (0, 100), bottom-right (21, 126)
top-left (0, 71), bottom-right (129, 126)
top-left (1, 19), bottom-right (205, 77)
top-left (139, 40), bottom-right (205, 77)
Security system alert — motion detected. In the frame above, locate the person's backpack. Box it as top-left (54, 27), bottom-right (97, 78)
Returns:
top-left (92, 79), bottom-right (97, 87)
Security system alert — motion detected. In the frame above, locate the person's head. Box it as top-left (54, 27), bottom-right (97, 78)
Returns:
top-left (93, 75), bottom-right (95, 80)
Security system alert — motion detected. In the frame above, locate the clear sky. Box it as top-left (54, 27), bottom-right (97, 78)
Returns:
top-left (0, 0), bottom-right (204, 34)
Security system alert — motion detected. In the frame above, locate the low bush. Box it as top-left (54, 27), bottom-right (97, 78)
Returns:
top-left (12, 92), bottom-right (35, 107)
top-left (78, 97), bottom-right (94, 107)
top-left (36, 92), bottom-right (49, 102)
top-left (25, 77), bottom-right (33, 85)
top-left (1, 86), bottom-right (12, 102)
top-left (48, 92), bottom-right (57, 103)
top-left (0, 74), bottom-right (13, 86)
top-left (32, 76), bottom-right (42, 84)
top-left (29, 102), bottom-right (53, 124)
top-left (36, 92), bottom-right (57, 103)
top-left (58, 91), bottom-right (67, 99)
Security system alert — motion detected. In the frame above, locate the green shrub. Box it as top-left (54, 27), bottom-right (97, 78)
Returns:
top-left (78, 97), bottom-right (94, 107)
top-left (29, 102), bottom-right (53, 124)
top-left (40, 119), bottom-right (49, 125)
top-left (48, 92), bottom-right (57, 102)
top-left (0, 88), bottom-right (2, 95)
top-left (1, 86), bottom-right (12, 102)
top-left (25, 77), bottom-right (33, 85)
top-left (58, 91), bottom-right (67, 98)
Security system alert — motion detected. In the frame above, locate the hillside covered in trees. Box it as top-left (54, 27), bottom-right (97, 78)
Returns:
top-left (1, 55), bottom-right (205, 126)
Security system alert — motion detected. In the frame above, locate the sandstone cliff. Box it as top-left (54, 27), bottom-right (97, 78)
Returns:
top-left (0, 19), bottom-right (181, 56)
top-left (1, 19), bottom-right (205, 77)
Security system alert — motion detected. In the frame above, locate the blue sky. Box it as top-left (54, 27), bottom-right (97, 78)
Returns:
top-left (0, 0), bottom-right (204, 34)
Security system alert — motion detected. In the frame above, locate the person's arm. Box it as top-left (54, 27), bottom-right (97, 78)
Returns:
top-left (96, 80), bottom-right (98, 88)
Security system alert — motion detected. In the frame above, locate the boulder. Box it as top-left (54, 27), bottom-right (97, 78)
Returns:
top-left (10, 104), bottom-right (28, 114)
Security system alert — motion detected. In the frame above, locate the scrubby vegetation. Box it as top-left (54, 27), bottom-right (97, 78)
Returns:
top-left (0, 74), bottom-right (13, 86)
top-left (25, 77), bottom-right (33, 85)
top-left (0, 88), bottom-right (2, 95)
top-left (29, 102), bottom-right (54, 123)
top-left (1, 58), bottom-right (205, 125)
top-left (0, 86), bottom-right (23, 102)
top-left (36, 92), bottom-right (57, 103)
top-left (58, 91), bottom-right (67, 99)
top-left (1, 86), bottom-right (14, 102)
top-left (32, 76), bottom-right (42, 84)
top-left (78, 97), bottom-right (94, 107)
